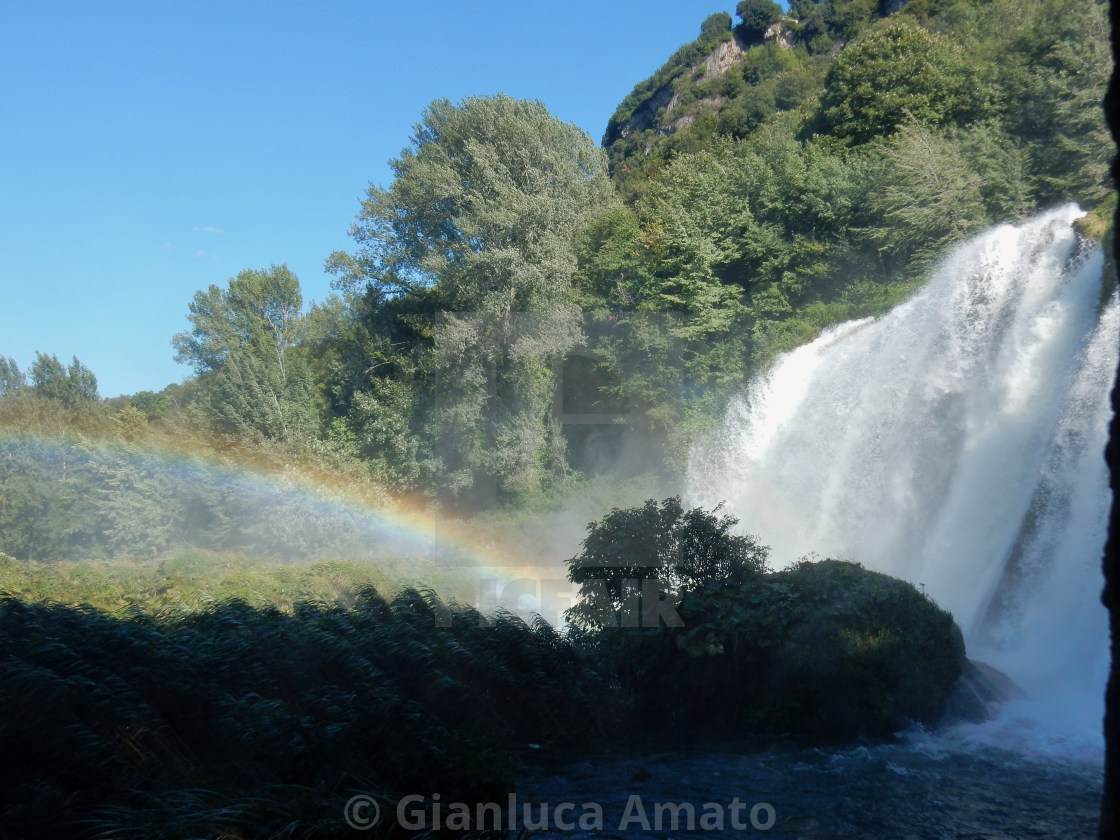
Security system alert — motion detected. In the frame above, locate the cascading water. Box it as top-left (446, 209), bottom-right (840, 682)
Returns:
top-left (688, 205), bottom-right (1117, 756)
top-left (517, 207), bottom-right (1109, 838)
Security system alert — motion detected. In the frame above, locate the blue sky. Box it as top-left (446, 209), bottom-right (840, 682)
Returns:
top-left (1, 1), bottom-right (747, 398)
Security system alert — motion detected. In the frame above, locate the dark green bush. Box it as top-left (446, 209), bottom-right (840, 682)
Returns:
top-left (565, 498), bottom-right (966, 740)
top-left (593, 557), bottom-right (965, 739)
top-left (737, 0), bottom-right (784, 41)
top-left (742, 559), bottom-right (964, 735)
top-left (0, 591), bottom-right (615, 838)
top-left (565, 496), bottom-right (769, 630)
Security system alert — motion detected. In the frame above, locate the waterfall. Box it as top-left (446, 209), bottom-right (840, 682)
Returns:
top-left (688, 205), bottom-right (1117, 746)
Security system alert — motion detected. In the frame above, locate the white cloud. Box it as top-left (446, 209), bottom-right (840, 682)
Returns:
top-left (194, 249), bottom-right (216, 259)
top-left (192, 226), bottom-right (226, 234)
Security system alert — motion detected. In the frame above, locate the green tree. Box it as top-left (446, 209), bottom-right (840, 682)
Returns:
top-left (329, 95), bottom-right (617, 501)
top-left (591, 144), bottom-right (756, 465)
top-left (574, 205), bottom-right (656, 309)
top-left (816, 18), bottom-right (984, 144)
top-left (865, 120), bottom-right (1033, 271)
top-left (982, 0), bottom-right (1112, 206)
top-left (865, 122), bottom-right (987, 268)
top-left (737, 0), bottom-right (783, 41)
top-left (112, 404), bottom-right (148, 442)
top-left (639, 143), bottom-right (753, 327)
top-left (566, 496), bottom-right (768, 630)
top-left (700, 10), bottom-right (733, 40)
top-left (90, 448), bottom-right (183, 557)
top-left (207, 349), bottom-right (315, 442)
top-left (29, 353), bottom-right (99, 408)
top-left (126, 389), bottom-right (171, 420)
top-left (173, 265), bottom-right (315, 443)
top-left (308, 286), bottom-right (441, 491)
top-left (174, 264), bottom-right (303, 375)
top-left (0, 357), bottom-right (24, 396)
top-left (328, 95), bottom-right (616, 316)
top-left (789, 0), bottom-right (881, 49)
top-left (0, 436), bottom-right (104, 560)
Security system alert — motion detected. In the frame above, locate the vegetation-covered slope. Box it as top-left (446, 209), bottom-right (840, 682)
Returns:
top-left (0, 586), bottom-right (615, 838)
top-left (607, 0), bottom-right (1110, 205)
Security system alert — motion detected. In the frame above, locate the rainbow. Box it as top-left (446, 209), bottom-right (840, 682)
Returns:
top-left (0, 426), bottom-right (578, 622)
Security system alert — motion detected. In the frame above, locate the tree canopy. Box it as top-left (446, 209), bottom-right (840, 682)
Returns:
top-left (173, 265), bottom-right (314, 442)
top-left (327, 94), bottom-right (616, 315)
top-left (29, 353), bottom-right (99, 408)
top-left (324, 95), bottom-right (619, 502)
top-left (815, 18), bottom-right (983, 144)
top-left (0, 0), bottom-right (1111, 535)
top-left (737, 0), bottom-right (784, 41)
top-left (567, 497), bottom-right (769, 629)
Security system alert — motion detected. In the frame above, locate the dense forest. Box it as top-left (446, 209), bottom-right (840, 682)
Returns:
top-left (0, 0), bottom-right (1113, 567)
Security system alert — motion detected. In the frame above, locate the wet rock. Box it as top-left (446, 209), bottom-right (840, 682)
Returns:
top-left (943, 658), bottom-right (1027, 723)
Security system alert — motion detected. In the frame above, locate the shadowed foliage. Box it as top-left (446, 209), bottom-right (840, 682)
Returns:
top-left (0, 590), bottom-right (616, 839)
top-left (566, 499), bottom-right (967, 741)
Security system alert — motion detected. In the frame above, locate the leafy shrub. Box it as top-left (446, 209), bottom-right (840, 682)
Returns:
top-left (720, 559), bottom-right (966, 735)
top-left (0, 590), bottom-right (615, 838)
top-left (814, 18), bottom-right (986, 144)
top-left (566, 499), bottom-right (967, 740)
top-left (736, 0), bottom-right (784, 42)
top-left (565, 496), bottom-right (768, 630)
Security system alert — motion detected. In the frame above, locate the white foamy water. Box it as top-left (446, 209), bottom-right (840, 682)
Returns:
top-left (689, 205), bottom-right (1117, 751)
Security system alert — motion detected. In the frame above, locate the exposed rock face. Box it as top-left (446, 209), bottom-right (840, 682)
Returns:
top-left (670, 113), bottom-right (696, 132)
top-left (942, 659), bottom-right (1027, 724)
top-left (700, 37), bottom-right (743, 78)
top-left (611, 16), bottom-right (803, 147)
top-left (764, 19), bottom-right (795, 49)
top-left (616, 82), bottom-right (675, 140)
top-left (615, 37), bottom-right (746, 141)
top-left (613, 35), bottom-right (743, 141)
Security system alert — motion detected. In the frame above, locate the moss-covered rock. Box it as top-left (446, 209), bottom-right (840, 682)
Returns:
top-left (615, 559), bottom-right (966, 739)
top-left (747, 560), bottom-right (965, 735)
top-left (1074, 193), bottom-right (1116, 241)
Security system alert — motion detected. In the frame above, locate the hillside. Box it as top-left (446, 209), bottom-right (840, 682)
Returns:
top-left (607, 1), bottom-right (1111, 203)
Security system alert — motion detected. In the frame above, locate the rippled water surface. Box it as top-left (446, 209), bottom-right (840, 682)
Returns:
top-left (518, 721), bottom-right (1102, 839)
